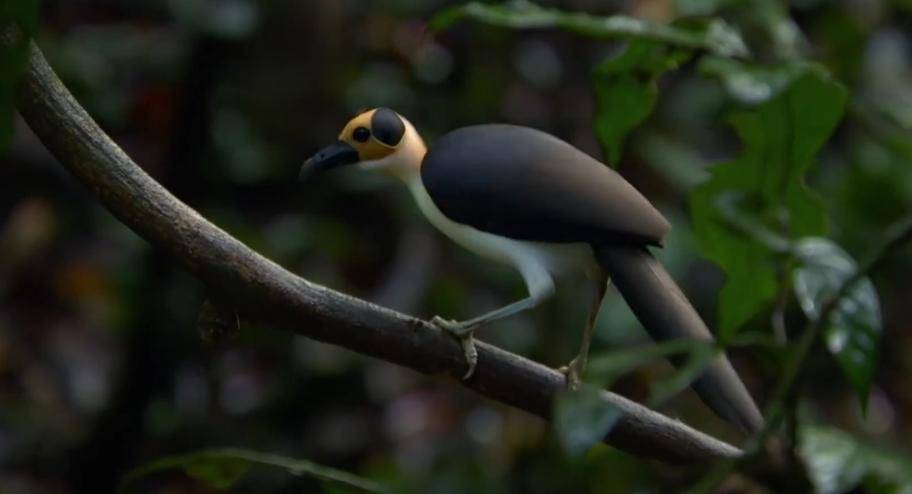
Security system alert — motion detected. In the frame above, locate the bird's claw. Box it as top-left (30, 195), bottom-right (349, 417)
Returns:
top-left (430, 316), bottom-right (478, 380)
top-left (459, 333), bottom-right (478, 380)
top-left (430, 315), bottom-right (458, 331)
top-left (558, 357), bottom-right (584, 391)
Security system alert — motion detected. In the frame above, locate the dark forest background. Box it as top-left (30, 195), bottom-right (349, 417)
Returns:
top-left (2, 0), bottom-right (912, 492)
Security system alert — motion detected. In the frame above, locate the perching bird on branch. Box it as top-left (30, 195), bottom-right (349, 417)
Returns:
top-left (300, 108), bottom-right (764, 433)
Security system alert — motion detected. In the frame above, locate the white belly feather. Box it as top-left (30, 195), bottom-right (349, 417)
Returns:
top-left (407, 176), bottom-right (601, 284)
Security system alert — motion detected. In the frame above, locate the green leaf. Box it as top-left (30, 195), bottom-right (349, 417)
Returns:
top-left (593, 41), bottom-right (690, 166)
top-left (799, 425), bottom-right (912, 494)
top-left (793, 238), bottom-right (882, 408)
top-left (647, 343), bottom-right (719, 407)
top-left (636, 132), bottom-right (711, 191)
top-left (120, 448), bottom-right (390, 493)
top-left (184, 457), bottom-right (250, 490)
top-left (585, 340), bottom-right (719, 411)
top-left (585, 338), bottom-right (715, 386)
top-left (699, 56), bottom-right (815, 105)
top-left (0, 0), bottom-right (40, 156)
top-left (429, 0), bottom-right (749, 57)
top-left (690, 70), bottom-right (847, 338)
top-left (553, 385), bottom-right (621, 457)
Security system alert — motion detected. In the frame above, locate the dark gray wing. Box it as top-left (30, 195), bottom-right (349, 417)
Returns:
top-left (421, 124), bottom-right (670, 246)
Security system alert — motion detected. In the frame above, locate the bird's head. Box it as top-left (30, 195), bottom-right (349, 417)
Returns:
top-left (299, 107), bottom-right (424, 181)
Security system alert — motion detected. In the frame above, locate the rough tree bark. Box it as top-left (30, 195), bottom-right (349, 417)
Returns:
top-left (7, 31), bottom-right (743, 464)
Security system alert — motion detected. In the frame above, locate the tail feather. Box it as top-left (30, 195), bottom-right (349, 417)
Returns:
top-left (595, 245), bottom-right (764, 434)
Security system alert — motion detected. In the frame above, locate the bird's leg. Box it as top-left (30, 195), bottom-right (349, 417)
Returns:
top-left (432, 296), bottom-right (544, 380)
top-left (560, 274), bottom-right (609, 390)
top-left (432, 266), bottom-right (555, 380)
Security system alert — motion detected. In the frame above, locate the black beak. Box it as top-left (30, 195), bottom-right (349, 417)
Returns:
top-left (299, 141), bottom-right (359, 181)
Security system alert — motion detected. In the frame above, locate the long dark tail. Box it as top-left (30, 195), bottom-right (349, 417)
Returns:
top-left (595, 245), bottom-right (764, 434)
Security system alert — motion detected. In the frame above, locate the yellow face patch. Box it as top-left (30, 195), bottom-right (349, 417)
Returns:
top-left (338, 109), bottom-right (397, 162)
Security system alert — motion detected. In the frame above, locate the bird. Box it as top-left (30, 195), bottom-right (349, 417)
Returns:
top-left (299, 107), bottom-right (764, 433)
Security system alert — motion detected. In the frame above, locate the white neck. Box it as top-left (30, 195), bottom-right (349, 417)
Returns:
top-left (393, 122), bottom-right (437, 223)
top-left (359, 117), bottom-right (461, 247)
top-left (370, 116), bottom-right (427, 183)
top-left (380, 120), bottom-right (451, 237)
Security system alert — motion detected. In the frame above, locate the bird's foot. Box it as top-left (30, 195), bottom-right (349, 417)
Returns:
top-left (558, 357), bottom-right (584, 391)
top-left (430, 316), bottom-right (479, 380)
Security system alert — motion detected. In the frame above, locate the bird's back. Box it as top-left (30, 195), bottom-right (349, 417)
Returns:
top-left (421, 124), bottom-right (670, 246)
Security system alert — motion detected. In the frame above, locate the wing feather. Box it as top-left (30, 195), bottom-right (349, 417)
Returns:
top-left (420, 124), bottom-right (670, 246)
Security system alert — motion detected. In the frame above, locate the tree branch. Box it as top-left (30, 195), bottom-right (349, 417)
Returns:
top-left (9, 34), bottom-right (741, 464)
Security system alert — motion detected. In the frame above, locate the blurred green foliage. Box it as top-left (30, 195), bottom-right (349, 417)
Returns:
top-left (690, 70), bottom-right (845, 338)
top-left (0, 0), bottom-right (39, 154)
top-left (799, 425), bottom-right (912, 493)
top-left (793, 238), bottom-right (882, 408)
top-left (553, 385), bottom-right (621, 457)
top-left (431, 0), bottom-right (748, 56)
top-left (593, 40), bottom-right (690, 166)
top-left (121, 447), bottom-right (390, 493)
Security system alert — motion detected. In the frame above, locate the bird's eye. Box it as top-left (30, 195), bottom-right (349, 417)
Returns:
top-left (353, 127), bottom-right (370, 143)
